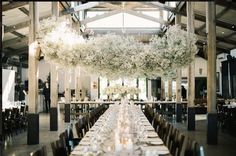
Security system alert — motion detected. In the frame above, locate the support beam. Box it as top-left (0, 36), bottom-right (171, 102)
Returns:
top-left (124, 10), bottom-right (169, 25)
top-left (3, 37), bottom-right (28, 48)
top-left (65, 2), bottom-right (101, 14)
top-left (207, 2), bottom-right (217, 114)
top-left (161, 78), bottom-right (165, 100)
top-left (27, 2), bottom-right (39, 145)
top-left (50, 2), bottom-right (60, 131)
top-left (11, 31), bottom-right (26, 38)
top-left (206, 2), bottom-right (218, 145)
top-left (4, 47), bottom-right (28, 56)
top-left (147, 1), bottom-right (236, 31)
top-left (187, 2), bottom-right (195, 131)
top-left (18, 7), bottom-right (29, 16)
top-left (75, 68), bottom-right (81, 101)
top-left (181, 23), bottom-right (236, 46)
top-left (64, 71), bottom-right (71, 122)
top-left (175, 13), bottom-right (182, 103)
top-left (147, 79), bottom-right (152, 100)
top-left (81, 9), bottom-right (122, 24)
top-left (168, 80), bottom-right (172, 100)
top-left (196, 6), bottom-right (230, 32)
top-left (4, 11), bottom-right (63, 34)
top-left (187, 2), bottom-right (195, 107)
top-left (28, 2), bottom-right (39, 114)
top-left (3, 2), bottom-right (29, 12)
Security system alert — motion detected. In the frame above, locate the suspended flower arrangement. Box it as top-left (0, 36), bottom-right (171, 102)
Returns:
top-left (38, 17), bottom-right (197, 80)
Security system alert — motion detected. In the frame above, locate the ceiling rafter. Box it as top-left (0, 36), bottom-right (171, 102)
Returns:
top-left (180, 23), bottom-right (236, 46)
top-left (146, 2), bottom-right (236, 32)
top-left (215, 0), bottom-right (236, 11)
top-left (124, 9), bottom-right (169, 25)
top-left (3, 47), bottom-right (28, 57)
top-left (196, 5), bottom-right (230, 32)
top-left (3, 36), bottom-right (28, 49)
top-left (81, 9), bottom-right (123, 24)
top-left (65, 2), bottom-right (102, 14)
top-left (3, 2), bottom-right (29, 12)
top-left (18, 7), bottom-right (29, 16)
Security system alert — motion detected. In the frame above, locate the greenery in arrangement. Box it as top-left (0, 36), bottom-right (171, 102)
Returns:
top-left (38, 16), bottom-right (197, 80)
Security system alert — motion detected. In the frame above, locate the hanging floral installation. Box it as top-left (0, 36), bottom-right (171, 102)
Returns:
top-left (38, 17), bottom-right (197, 80)
top-left (38, 16), bottom-right (85, 67)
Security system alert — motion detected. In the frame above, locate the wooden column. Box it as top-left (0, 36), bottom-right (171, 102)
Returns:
top-left (161, 78), bottom-right (165, 100)
top-left (65, 71), bottom-right (71, 103)
top-left (28, 2), bottom-right (39, 114)
top-left (27, 2), bottom-right (40, 145)
top-left (64, 70), bottom-right (71, 122)
top-left (175, 13), bottom-right (183, 122)
top-left (49, 2), bottom-right (59, 131)
top-left (75, 68), bottom-right (80, 101)
top-left (207, 3), bottom-right (217, 114)
top-left (168, 80), bottom-right (172, 100)
top-left (2, 25), bottom-right (4, 40)
top-left (187, 2), bottom-right (195, 107)
top-left (206, 1), bottom-right (218, 145)
top-left (187, 2), bottom-right (195, 130)
top-left (175, 13), bottom-right (182, 103)
top-left (50, 2), bottom-right (59, 107)
top-left (147, 79), bottom-right (152, 100)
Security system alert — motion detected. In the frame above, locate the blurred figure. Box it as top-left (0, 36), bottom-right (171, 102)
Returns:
top-left (181, 85), bottom-right (187, 100)
top-left (43, 82), bottom-right (50, 113)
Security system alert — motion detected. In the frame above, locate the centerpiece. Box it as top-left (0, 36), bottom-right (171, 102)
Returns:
top-left (104, 85), bottom-right (141, 100)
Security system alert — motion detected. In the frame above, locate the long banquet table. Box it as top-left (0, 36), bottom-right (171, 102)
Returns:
top-left (71, 101), bottom-right (170, 156)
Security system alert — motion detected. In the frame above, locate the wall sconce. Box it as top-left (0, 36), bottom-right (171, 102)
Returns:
top-left (199, 68), bottom-right (203, 75)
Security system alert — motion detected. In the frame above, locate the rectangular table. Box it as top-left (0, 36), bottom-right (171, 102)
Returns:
top-left (71, 103), bottom-right (170, 156)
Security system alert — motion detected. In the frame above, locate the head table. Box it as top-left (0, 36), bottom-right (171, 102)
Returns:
top-left (70, 101), bottom-right (170, 156)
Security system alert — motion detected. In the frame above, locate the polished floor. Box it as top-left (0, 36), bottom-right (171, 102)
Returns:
top-left (3, 112), bottom-right (236, 156)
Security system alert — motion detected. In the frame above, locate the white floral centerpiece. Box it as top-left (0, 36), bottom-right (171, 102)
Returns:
top-left (104, 85), bottom-right (141, 98)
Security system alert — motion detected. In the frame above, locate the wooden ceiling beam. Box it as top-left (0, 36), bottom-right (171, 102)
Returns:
top-left (3, 47), bottom-right (28, 57)
top-left (3, 36), bottom-right (28, 49)
top-left (3, 2), bottom-right (29, 12)
top-left (124, 9), bottom-right (169, 25)
top-left (18, 7), bottom-right (30, 16)
top-left (215, 0), bottom-right (236, 11)
top-left (81, 9), bottom-right (122, 24)
top-left (196, 5), bottom-right (230, 32)
top-left (147, 2), bottom-right (236, 32)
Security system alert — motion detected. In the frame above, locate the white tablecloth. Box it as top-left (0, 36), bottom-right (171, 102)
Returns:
top-left (71, 102), bottom-right (169, 156)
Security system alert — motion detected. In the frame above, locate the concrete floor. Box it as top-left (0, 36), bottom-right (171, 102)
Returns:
top-left (3, 112), bottom-right (236, 156)
top-left (170, 115), bottom-right (236, 156)
top-left (3, 112), bottom-right (69, 156)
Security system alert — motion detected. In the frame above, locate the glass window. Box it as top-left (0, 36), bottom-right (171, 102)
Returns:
top-left (99, 77), bottom-right (108, 100)
top-left (138, 78), bottom-right (147, 100)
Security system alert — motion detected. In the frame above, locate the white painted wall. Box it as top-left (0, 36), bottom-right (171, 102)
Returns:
top-left (2, 69), bottom-right (15, 108)
top-left (182, 56), bottom-right (207, 77)
top-left (90, 75), bottom-right (98, 100)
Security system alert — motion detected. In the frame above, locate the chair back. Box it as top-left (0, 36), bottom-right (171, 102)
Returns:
top-left (51, 139), bottom-right (68, 156)
top-left (30, 145), bottom-right (47, 156)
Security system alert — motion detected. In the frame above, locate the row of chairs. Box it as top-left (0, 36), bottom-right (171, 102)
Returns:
top-left (2, 105), bottom-right (28, 140)
top-left (30, 145), bottom-right (47, 156)
top-left (51, 105), bottom-right (108, 156)
top-left (144, 104), bottom-right (201, 156)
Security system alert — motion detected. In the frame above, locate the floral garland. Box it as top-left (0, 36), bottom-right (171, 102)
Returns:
top-left (38, 17), bottom-right (197, 79)
top-left (104, 85), bottom-right (141, 96)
